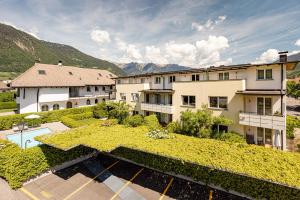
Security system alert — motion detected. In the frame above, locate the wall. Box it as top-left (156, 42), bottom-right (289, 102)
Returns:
top-left (39, 88), bottom-right (69, 103)
top-left (19, 88), bottom-right (38, 113)
top-left (172, 80), bottom-right (245, 134)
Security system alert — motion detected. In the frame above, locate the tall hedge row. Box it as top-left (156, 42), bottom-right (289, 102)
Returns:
top-left (0, 101), bottom-right (17, 110)
top-left (112, 147), bottom-right (300, 200)
top-left (0, 91), bottom-right (15, 102)
top-left (0, 139), bottom-right (94, 189)
top-left (0, 106), bottom-right (93, 130)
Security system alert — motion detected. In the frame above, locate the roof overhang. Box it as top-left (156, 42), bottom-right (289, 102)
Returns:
top-left (139, 89), bottom-right (174, 93)
top-left (236, 90), bottom-right (285, 95)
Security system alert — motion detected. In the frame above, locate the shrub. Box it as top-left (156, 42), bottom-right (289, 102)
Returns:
top-left (124, 115), bottom-right (144, 127)
top-left (61, 112), bottom-right (94, 128)
top-left (212, 132), bottom-right (247, 144)
top-left (100, 119), bottom-right (118, 127)
top-left (287, 115), bottom-right (300, 139)
top-left (144, 114), bottom-right (161, 130)
top-left (93, 102), bottom-right (130, 124)
top-left (0, 101), bottom-right (16, 110)
top-left (93, 102), bottom-right (109, 119)
top-left (0, 106), bottom-right (93, 130)
top-left (0, 139), bottom-right (93, 189)
top-left (0, 91), bottom-right (15, 102)
top-left (146, 129), bottom-right (173, 139)
top-left (166, 121), bottom-right (181, 133)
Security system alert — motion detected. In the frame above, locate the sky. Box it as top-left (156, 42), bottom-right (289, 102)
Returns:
top-left (1, 0), bottom-right (300, 68)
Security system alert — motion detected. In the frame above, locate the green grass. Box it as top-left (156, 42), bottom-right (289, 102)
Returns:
top-left (37, 123), bottom-right (300, 188)
top-left (0, 108), bottom-right (15, 113)
top-left (78, 118), bottom-right (99, 125)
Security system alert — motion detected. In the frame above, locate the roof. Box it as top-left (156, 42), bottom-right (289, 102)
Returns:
top-left (115, 61), bottom-right (300, 79)
top-left (236, 90), bottom-right (285, 95)
top-left (11, 63), bottom-right (117, 88)
top-left (0, 81), bottom-right (9, 90)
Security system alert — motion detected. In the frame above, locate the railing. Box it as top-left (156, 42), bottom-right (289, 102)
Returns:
top-left (239, 112), bottom-right (285, 130)
top-left (141, 102), bottom-right (174, 114)
top-left (69, 94), bottom-right (109, 99)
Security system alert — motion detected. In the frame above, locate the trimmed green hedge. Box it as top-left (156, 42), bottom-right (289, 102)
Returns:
top-left (0, 101), bottom-right (16, 110)
top-left (112, 147), bottom-right (300, 200)
top-left (61, 112), bottom-right (94, 128)
top-left (0, 106), bottom-right (93, 130)
top-left (0, 91), bottom-right (15, 102)
top-left (0, 139), bottom-right (94, 189)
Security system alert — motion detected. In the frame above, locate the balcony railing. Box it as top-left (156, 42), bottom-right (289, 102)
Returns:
top-left (69, 94), bottom-right (109, 99)
top-left (239, 112), bottom-right (285, 131)
top-left (141, 103), bottom-right (174, 114)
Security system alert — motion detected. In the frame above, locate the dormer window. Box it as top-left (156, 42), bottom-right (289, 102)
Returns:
top-left (98, 73), bottom-right (102, 76)
top-left (69, 71), bottom-right (73, 75)
top-left (38, 70), bottom-right (46, 75)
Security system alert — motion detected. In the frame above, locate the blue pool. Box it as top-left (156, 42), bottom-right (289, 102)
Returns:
top-left (6, 128), bottom-right (51, 149)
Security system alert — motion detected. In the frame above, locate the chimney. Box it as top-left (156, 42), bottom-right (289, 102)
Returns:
top-left (58, 60), bottom-right (63, 66)
top-left (279, 51), bottom-right (288, 63)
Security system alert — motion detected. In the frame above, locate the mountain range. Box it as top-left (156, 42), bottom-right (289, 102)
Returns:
top-left (0, 23), bottom-right (125, 76)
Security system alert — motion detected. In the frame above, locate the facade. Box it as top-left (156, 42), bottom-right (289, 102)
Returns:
top-left (11, 63), bottom-right (116, 114)
top-left (115, 61), bottom-right (299, 150)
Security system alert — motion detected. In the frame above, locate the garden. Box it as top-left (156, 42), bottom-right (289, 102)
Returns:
top-left (0, 102), bottom-right (300, 199)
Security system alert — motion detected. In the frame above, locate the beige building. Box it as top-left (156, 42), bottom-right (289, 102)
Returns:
top-left (115, 61), bottom-right (299, 150)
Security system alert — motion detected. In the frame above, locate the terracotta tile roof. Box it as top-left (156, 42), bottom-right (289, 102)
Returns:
top-left (11, 63), bottom-right (117, 88)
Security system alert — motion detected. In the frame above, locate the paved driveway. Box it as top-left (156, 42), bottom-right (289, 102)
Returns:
top-left (18, 154), bottom-right (246, 200)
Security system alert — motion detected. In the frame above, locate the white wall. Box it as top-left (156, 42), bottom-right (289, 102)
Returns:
top-left (19, 88), bottom-right (39, 113)
top-left (39, 88), bottom-right (69, 103)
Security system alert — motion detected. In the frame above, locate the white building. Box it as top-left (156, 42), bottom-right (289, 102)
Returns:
top-left (115, 60), bottom-right (299, 150)
top-left (11, 63), bottom-right (116, 113)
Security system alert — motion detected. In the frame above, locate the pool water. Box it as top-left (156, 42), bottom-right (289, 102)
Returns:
top-left (6, 128), bottom-right (51, 149)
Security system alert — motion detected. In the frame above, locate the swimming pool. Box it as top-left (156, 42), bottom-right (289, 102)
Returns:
top-left (6, 128), bottom-right (52, 149)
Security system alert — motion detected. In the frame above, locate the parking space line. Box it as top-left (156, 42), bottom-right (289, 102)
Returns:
top-left (159, 177), bottom-right (174, 200)
top-left (63, 160), bottom-right (119, 200)
top-left (110, 168), bottom-right (144, 200)
top-left (41, 191), bottom-right (52, 199)
top-left (20, 187), bottom-right (40, 200)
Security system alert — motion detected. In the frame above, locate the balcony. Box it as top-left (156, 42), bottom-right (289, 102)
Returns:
top-left (69, 94), bottom-right (109, 100)
top-left (239, 112), bottom-right (285, 130)
top-left (141, 103), bottom-right (174, 114)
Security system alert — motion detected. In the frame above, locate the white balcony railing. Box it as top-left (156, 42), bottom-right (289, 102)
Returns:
top-left (239, 112), bottom-right (285, 131)
top-left (141, 103), bottom-right (174, 114)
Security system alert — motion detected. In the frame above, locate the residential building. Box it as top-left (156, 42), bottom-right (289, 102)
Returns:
top-left (11, 62), bottom-right (116, 114)
top-left (115, 60), bottom-right (299, 150)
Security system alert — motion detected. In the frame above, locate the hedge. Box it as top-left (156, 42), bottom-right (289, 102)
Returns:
top-left (37, 124), bottom-right (300, 199)
top-left (0, 101), bottom-right (16, 110)
top-left (0, 106), bottom-right (93, 130)
top-left (0, 91), bottom-right (15, 102)
top-left (61, 112), bottom-right (94, 128)
top-left (0, 139), bottom-right (94, 189)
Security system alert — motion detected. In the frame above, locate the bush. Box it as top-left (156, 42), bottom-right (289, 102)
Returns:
top-left (0, 101), bottom-right (16, 110)
top-left (0, 106), bottom-right (93, 130)
top-left (124, 115), bottom-right (144, 127)
top-left (144, 114), bottom-right (161, 130)
top-left (0, 91), bottom-right (15, 102)
top-left (93, 102), bottom-right (109, 119)
top-left (287, 115), bottom-right (300, 139)
top-left (212, 132), bottom-right (247, 144)
top-left (146, 129), bottom-right (173, 139)
top-left (93, 102), bottom-right (130, 124)
top-left (61, 112), bottom-right (94, 128)
top-left (0, 139), bottom-right (93, 189)
top-left (166, 121), bottom-right (181, 133)
top-left (100, 119), bottom-right (118, 127)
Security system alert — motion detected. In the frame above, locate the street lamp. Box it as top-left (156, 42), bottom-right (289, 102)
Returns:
top-left (25, 139), bottom-right (31, 149)
top-left (17, 122), bottom-right (26, 148)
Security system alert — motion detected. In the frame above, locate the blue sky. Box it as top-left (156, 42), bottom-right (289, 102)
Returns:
top-left (1, 0), bottom-right (300, 67)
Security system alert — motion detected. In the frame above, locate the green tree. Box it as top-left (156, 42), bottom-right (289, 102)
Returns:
top-left (287, 81), bottom-right (300, 99)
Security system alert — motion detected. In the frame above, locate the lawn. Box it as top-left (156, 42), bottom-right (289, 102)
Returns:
top-left (37, 123), bottom-right (300, 189)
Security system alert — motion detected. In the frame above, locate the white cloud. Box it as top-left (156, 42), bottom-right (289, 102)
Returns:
top-left (165, 41), bottom-right (197, 65)
top-left (192, 15), bottom-right (226, 32)
top-left (114, 37), bottom-right (142, 62)
top-left (145, 46), bottom-right (168, 64)
top-left (295, 39), bottom-right (300, 46)
top-left (252, 49), bottom-right (278, 64)
top-left (90, 29), bottom-right (111, 44)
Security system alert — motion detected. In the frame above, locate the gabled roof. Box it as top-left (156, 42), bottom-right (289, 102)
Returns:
top-left (11, 63), bottom-right (117, 88)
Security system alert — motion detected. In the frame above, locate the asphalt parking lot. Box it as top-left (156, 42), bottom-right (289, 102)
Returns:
top-left (19, 154), bottom-right (246, 200)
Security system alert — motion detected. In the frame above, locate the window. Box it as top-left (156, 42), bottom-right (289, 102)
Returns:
top-left (133, 110), bottom-right (139, 115)
top-left (141, 78), bottom-right (145, 83)
top-left (95, 99), bottom-right (98, 104)
top-left (102, 86), bottom-right (106, 91)
top-left (120, 93), bottom-right (126, 101)
top-left (68, 71), bottom-right (73, 75)
top-left (257, 69), bottom-right (272, 80)
top-left (257, 97), bottom-right (272, 115)
top-left (155, 77), bottom-right (161, 84)
top-left (23, 88), bottom-right (26, 99)
top-left (86, 99), bottom-right (91, 105)
top-left (257, 127), bottom-right (272, 145)
top-left (38, 70), bottom-right (46, 75)
top-left (169, 76), bottom-right (176, 83)
top-left (95, 86), bottom-right (99, 91)
top-left (98, 73), bottom-right (102, 77)
top-left (53, 104), bottom-right (59, 110)
top-left (192, 74), bottom-right (200, 81)
top-left (182, 95), bottom-right (196, 107)
top-left (218, 72), bottom-right (229, 80)
top-left (87, 86), bottom-right (91, 92)
top-left (41, 105), bottom-right (48, 112)
top-left (209, 96), bottom-right (228, 109)
top-left (110, 85), bottom-right (113, 89)
top-left (117, 79), bottom-right (121, 84)
top-left (131, 93), bottom-right (139, 102)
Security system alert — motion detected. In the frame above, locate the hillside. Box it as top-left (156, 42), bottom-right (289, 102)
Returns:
top-left (0, 23), bottom-right (125, 77)
top-left (286, 52), bottom-right (300, 78)
top-left (120, 62), bottom-right (191, 75)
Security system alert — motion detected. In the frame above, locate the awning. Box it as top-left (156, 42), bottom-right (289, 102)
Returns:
top-left (139, 89), bottom-right (174, 93)
top-left (236, 90), bottom-right (285, 95)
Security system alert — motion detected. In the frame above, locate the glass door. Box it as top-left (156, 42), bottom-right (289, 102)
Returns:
top-left (257, 97), bottom-right (272, 115)
top-left (257, 97), bottom-right (264, 115)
